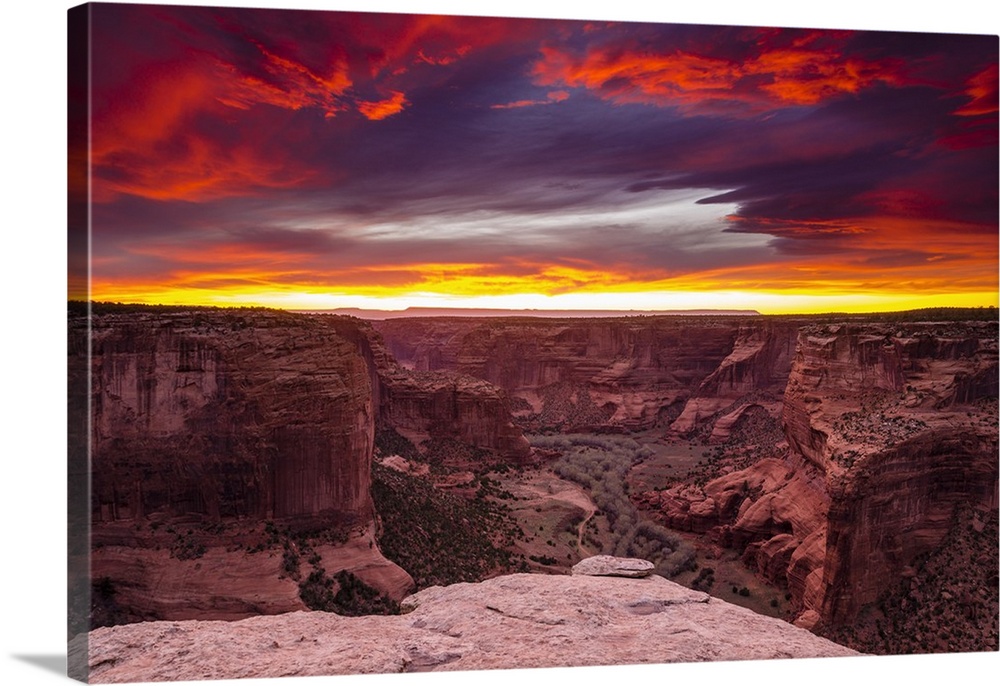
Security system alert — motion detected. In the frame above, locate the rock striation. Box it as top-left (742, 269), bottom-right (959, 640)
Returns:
top-left (783, 322), bottom-right (999, 625)
top-left (646, 319), bottom-right (999, 628)
top-left (375, 316), bottom-right (795, 434)
top-left (671, 322), bottom-right (797, 435)
top-left (74, 308), bottom-right (415, 622)
top-left (80, 571), bottom-right (858, 682)
top-left (73, 306), bottom-right (532, 624)
top-left (72, 306), bottom-right (998, 647)
top-left (375, 368), bottom-right (531, 463)
top-left (330, 316), bottom-right (532, 463)
top-left (85, 308), bottom-right (377, 528)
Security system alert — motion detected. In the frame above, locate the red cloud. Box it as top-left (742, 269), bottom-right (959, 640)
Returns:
top-left (955, 64), bottom-right (999, 116)
top-left (532, 31), bottom-right (906, 113)
top-left (357, 91), bottom-right (409, 120)
top-left (87, 9), bottom-right (531, 202)
top-left (351, 14), bottom-right (530, 76)
top-left (491, 90), bottom-right (570, 110)
top-left (90, 56), bottom-right (331, 203)
top-left (216, 41), bottom-right (351, 116)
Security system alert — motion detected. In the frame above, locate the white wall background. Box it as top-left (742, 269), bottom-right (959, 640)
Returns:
top-left (2, 2), bottom-right (997, 685)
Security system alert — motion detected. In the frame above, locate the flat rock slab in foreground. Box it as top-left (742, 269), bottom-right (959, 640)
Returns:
top-left (571, 554), bottom-right (654, 577)
top-left (82, 572), bottom-right (859, 682)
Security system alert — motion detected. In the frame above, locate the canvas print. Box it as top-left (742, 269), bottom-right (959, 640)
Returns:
top-left (67, 2), bottom-right (999, 683)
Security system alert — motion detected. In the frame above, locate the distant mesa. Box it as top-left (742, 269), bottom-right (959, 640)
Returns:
top-left (298, 307), bottom-right (763, 320)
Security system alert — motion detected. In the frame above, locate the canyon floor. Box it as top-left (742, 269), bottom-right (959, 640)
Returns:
top-left (369, 418), bottom-right (998, 655)
top-left (375, 430), bottom-right (796, 619)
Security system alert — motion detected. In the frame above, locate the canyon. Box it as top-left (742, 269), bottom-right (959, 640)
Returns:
top-left (375, 312), bottom-right (999, 643)
top-left (71, 304), bottom-right (999, 679)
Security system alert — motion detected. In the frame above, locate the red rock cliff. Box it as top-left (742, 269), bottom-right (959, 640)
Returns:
top-left (375, 317), bottom-right (749, 431)
top-left (329, 317), bottom-right (531, 462)
top-left (671, 322), bottom-right (798, 435)
top-left (73, 308), bottom-right (415, 623)
top-left (644, 319), bottom-right (998, 629)
top-left (87, 309), bottom-right (376, 527)
top-left (782, 322), bottom-right (999, 625)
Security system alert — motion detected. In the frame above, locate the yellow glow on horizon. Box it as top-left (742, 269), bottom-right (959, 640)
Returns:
top-left (86, 282), bottom-right (999, 316)
top-left (86, 253), bottom-right (999, 315)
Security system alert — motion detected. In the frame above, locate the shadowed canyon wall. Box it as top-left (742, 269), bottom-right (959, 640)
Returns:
top-left (375, 316), bottom-right (798, 434)
top-left (86, 309), bottom-right (376, 528)
top-left (72, 307), bottom-right (530, 624)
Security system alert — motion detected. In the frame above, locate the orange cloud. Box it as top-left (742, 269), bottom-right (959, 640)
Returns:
top-left (357, 91), bottom-right (409, 120)
top-left (91, 243), bottom-right (998, 312)
top-left (532, 31), bottom-right (905, 113)
top-left (749, 48), bottom-right (902, 105)
top-left (353, 14), bottom-right (529, 76)
top-left (90, 47), bottom-right (350, 202)
top-left (417, 45), bottom-right (472, 66)
top-left (955, 64), bottom-right (999, 116)
top-left (217, 42), bottom-right (351, 116)
top-left (491, 90), bottom-right (570, 109)
top-left (941, 63), bottom-right (999, 149)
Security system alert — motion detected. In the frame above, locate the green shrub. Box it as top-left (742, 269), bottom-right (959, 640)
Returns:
top-left (298, 569), bottom-right (399, 616)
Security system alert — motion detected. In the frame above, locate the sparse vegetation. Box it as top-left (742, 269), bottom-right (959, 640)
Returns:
top-left (821, 505), bottom-right (999, 654)
top-left (169, 531), bottom-right (206, 561)
top-left (691, 567), bottom-right (715, 591)
top-left (371, 461), bottom-right (527, 589)
top-left (530, 434), bottom-right (695, 577)
top-left (299, 569), bottom-right (399, 616)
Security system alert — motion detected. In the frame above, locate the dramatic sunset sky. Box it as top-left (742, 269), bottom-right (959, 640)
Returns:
top-left (69, 2), bottom-right (999, 314)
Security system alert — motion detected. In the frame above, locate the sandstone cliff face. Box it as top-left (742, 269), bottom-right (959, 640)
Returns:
top-left (86, 309), bottom-right (375, 527)
top-left (376, 317), bottom-right (771, 432)
top-left (783, 323), bottom-right (998, 471)
top-left (820, 430), bottom-right (998, 624)
top-left (80, 571), bottom-right (858, 682)
top-left (644, 320), bottom-right (998, 628)
top-left (75, 307), bottom-right (535, 624)
top-left (672, 322), bottom-right (798, 435)
top-left (75, 308), bottom-right (415, 623)
top-left (744, 323), bottom-right (996, 624)
top-left (343, 319), bottom-right (531, 462)
top-left (376, 368), bottom-right (532, 461)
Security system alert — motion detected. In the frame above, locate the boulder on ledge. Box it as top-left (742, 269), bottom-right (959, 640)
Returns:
top-left (571, 555), bottom-right (654, 578)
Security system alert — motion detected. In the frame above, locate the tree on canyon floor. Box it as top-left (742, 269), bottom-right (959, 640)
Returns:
top-left (371, 460), bottom-right (528, 589)
top-left (532, 434), bottom-right (695, 576)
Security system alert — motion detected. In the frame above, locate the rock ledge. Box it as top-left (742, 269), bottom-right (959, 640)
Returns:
top-left (81, 572), bottom-right (859, 682)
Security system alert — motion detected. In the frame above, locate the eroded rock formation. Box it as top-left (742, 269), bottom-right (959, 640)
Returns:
top-left (86, 309), bottom-right (377, 528)
top-left (646, 319), bottom-right (999, 629)
top-left (331, 316), bottom-right (532, 462)
top-left (375, 368), bottom-right (531, 462)
top-left (73, 306), bottom-right (998, 649)
top-left (375, 316), bottom-right (795, 434)
top-left (74, 306), bottom-right (532, 624)
top-left (671, 322), bottom-right (797, 435)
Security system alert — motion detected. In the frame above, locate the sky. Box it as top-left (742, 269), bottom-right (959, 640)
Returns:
top-left (69, 1), bottom-right (999, 314)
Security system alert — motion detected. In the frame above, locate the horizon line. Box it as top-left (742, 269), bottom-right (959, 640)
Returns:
top-left (73, 300), bottom-right (999, 320)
